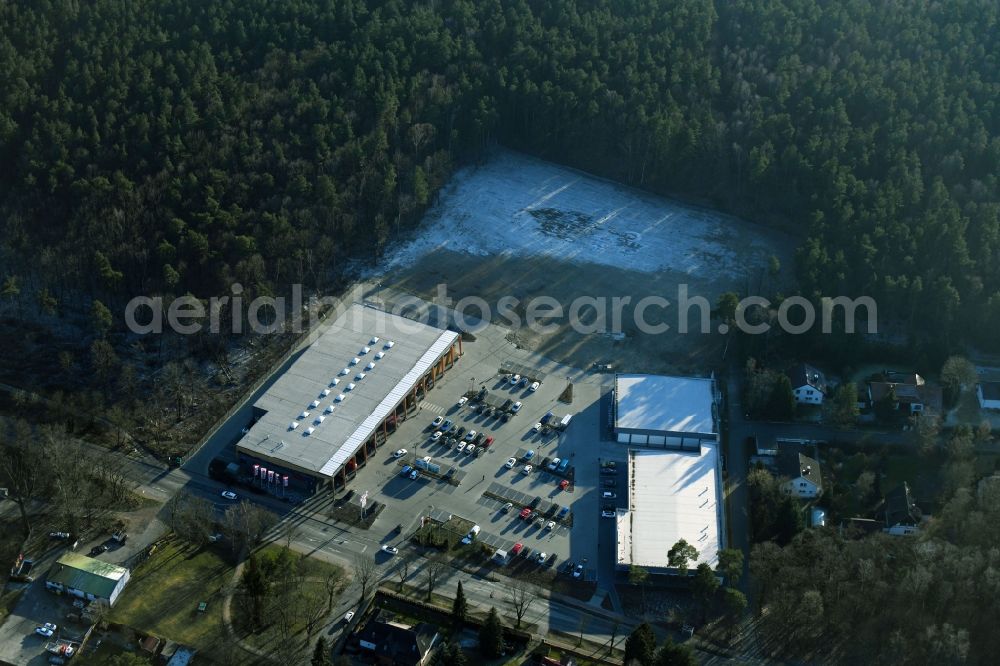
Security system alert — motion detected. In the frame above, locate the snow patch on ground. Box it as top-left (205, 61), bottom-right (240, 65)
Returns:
top-left (380, 150), bottom-right (782, 278)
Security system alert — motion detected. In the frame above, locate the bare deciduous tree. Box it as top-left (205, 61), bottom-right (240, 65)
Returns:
top-left (355, 552), bottom-right (377, 602)
top-left (506, 579), bottom-right (534, 628)
top-left (424, 555), bottom-right (447, 600)
top-left (0, 419), bottom-right (44, 534)
top-left (397, 556), bottom-right (411, 591)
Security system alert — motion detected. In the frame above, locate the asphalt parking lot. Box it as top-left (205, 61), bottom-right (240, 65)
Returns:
top-left (342, 321), bottom-right (629, 585)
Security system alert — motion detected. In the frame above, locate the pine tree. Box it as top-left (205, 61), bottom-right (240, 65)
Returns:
top-left (623, 622), bottom-right (656, 666)
top-left (452, 580), bottom-right (468, 628)
top-left (478, 607), bottom-right (504, 658)
top-left (312, 637), bottom-right (331, 666)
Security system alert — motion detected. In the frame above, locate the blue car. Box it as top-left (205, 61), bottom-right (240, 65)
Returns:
top-left (524, 450), bottom-right (535, 460)
top-left (400, 465), bottom-right (412, 476)
top-left (558, 506), bottom-right (570, 519)
top-left (442, 419), bottom-right (454, 431)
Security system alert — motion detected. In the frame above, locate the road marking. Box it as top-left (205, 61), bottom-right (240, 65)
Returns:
top-left (419, 401), bottom-right (445, 414)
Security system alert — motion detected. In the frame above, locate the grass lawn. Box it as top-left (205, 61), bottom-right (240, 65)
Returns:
top-left (75, 642), bottom-right (133, 665)
top-left (108, 535), bottom-right (233, 660)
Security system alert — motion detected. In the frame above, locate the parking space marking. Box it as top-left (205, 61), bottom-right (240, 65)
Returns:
top-left (419, 401), bottom-right (445, 414)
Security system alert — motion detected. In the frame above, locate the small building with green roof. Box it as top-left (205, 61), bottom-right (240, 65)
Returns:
top-left (45, 552), bottom-right (131, 606)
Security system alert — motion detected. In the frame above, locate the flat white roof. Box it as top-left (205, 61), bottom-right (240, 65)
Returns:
top-left (615, 374), bottom-right (716, 435)
top-left (617, 446), bottom-right (723, 570)
top-left (237, 303), bottom-right (458, 476)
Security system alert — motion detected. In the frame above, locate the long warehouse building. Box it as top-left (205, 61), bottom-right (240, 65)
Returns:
top-left (235, 303), bottom-right (462, 494)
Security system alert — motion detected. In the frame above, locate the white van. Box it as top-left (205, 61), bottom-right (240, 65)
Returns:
top-left (492, 549), bottom-right (508, 564)
top-left (460, 525), bottom-right (481, 545)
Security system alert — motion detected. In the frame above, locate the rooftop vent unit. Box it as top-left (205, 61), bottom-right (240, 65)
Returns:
top-left (356, 373), bottom-right (366, 381)
top-left (339, 368), bottom-right (350, 376)
top-left (289, 422), bottom-right (299, 430)
top-left (324, 405), bottom-right (334, 414)
top-left (347, 382), bottom-right (356, 391)
top-left (365, 362), bottom-right (375, 371)
top-left (335, 394), bottom-right (346, 402)
top-left (330, 378), bottom-right (340, 386)
top-left (350, 357), bottom-right (360, 365)
top-left (361, 346), bottom-right (371, 355)
top-left (384, 340), bottom-right (395, 349)
top-left (375, 351), bottom-right (385, 360)
top-left (321, 388), bottom-right (331, 397)
top-left (310, 400), bottom-right (320, 408)
top-left (304, 427), bottom-right (315, 436)
top-left (370, 336), bottom-right (380, 344)
top-left (298, 411), bottom-right (310, 420)
top-left (314, 415), bottom-right (325, 425)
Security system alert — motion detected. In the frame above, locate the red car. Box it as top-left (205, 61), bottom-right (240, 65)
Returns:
top-left (519, 507), bottom-right (532, 520)
top-left (559, 479), bottom-right (570, 490)
top-left (483, 436), bottom-right (494, 448)
top-left (511, 542), bottom-right (524, 555)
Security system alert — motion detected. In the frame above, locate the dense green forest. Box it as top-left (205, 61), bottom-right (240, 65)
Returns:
top-left (1, 0), bottom-right (998, 351)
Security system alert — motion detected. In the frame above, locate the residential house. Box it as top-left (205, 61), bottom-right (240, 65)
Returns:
top-left (977, 382), bottom-right (1000, 410)
top-left (357, 615), bottom-right (440, 666)
top-left (867, 372), bottom-right (942, 415)
top-left (45, 553), bottom-right (131, 606)
top-left (882, 482), bottom-right (922, 536)
top-left (788, 363), bottom-right (827, 405)
top-left (777, 446), bottom-right (822, 498)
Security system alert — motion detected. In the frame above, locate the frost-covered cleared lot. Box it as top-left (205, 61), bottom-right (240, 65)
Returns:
top-left (384, 150), bottom-right (784, 279)
top-left (377, 150), bottom-right (793, 374)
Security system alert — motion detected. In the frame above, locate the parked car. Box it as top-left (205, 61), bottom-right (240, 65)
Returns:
top-left (431, 416), bottom-right (444, 428)
top-left (466, 445), bottom-right (477, 455)
top-left (220, 490), bottom-right (238, 500)
top-left (442, 418), bottom-right (453, 430)
top-left (457, 396), bottom-right (468, 407)
top-left (601, 478), bottom-right (616, 488)
top-left (381, 545), bottom-right (398, 555)
top-left (409, 469), bottom-right (420, 480)
top-left (601, 507), bottom-right (616, 518)
top-left (89, 544), bottom-right (108, 556)
top-left (501, 412), bottom-right (511, 422)
top-left (505, 457), bottom-right (517, 469)
top-left (511, 542), bottom-right (524, 556)
top-left (558, 506), bottom-right (570, 519)
top-left (457, 442), bottom-right (467, 453)
top-left (49, 532), bottom-right (71, 540)
top-left (524, 449), bottom-right (535, 460)
top-left (529, 381), bottom-right (540, 392)
top-left (400, 465), bottom-right (413, 476)
top-left (511, 374), bottom-right (521, 385)
top-left (573, 563), bottom-right (584, 579)
top-left (522, 465), bottom-right (533, 474)
top-left (602, 491), bottom-right (617, 499)
top-left (392, 448), bottom-right (407, 458)
top-left (464, 430), bottom-right (477, 441)
top-left (35, 623), bottom-right (57, 638)
top-left (545, 521), bottom-right (556, 531)
top-left (547, 457), bottom-right (561, 471)
top-left (483, 436), bottom-right (494, 448)
top-left (536, 551), bottom-right (547, 563)
top-left (430, 431), bottom-right (443, 441)
top-left (501, 502), bottom-right (514, 513)
top-left (519, 507), bottom-right (532, 520)
top-left (511, 401), bottom-right (523, 413)
top-left (519, 376), bottom-right (529, 387)
top-left (501, 398), bottom-right (513, 411)
top-left (559, 479), bottom-right (570, 490)
top-left (344, 610), bottom-right (356, 623)
top-left (532, 422), bottom-right (542, 433)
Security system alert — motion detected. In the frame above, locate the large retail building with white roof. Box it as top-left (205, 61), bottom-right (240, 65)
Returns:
top-left (235, 303), bottom-right (461, 493)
